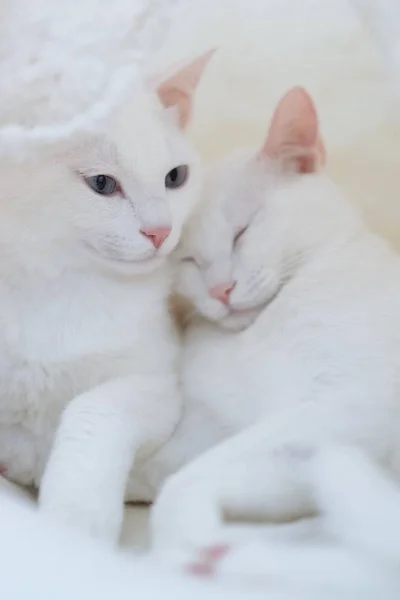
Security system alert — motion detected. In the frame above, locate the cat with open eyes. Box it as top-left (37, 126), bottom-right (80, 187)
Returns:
top-left (0, 50), bottom-right (214, 544)
top-left (39, 81), bottom-right (400, 561)
top-left (148, 85), bottom-right (400, 556)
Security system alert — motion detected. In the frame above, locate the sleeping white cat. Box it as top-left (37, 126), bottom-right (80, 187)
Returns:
top-left (0, 51), bottom-right (213, 544)
top-left (150, 86), bottom-right (400, 554)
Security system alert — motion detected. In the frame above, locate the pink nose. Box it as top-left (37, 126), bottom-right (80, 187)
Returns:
top-left (140, 226), bottom-right (171, 249)
top-left (209, 282), bottom-right (236, 305)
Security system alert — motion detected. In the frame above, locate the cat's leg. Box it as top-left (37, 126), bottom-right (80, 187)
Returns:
top-left (151, 419), bottom-right (317, 556)
top-left (186, 448), bottom-right (400, 596)
top-left (310, 445), bottom-right (400, 565)
top-left (151, 401), bottom-right (391, 555)
top-left (190, 446), bottom-right (400, 580)
top-left (185, 538), bottom-right (398, 597)
top-left (39, 373), bottom-right (180, 545)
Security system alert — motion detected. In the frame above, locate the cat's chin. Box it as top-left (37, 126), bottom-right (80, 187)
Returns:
top-left (217, 307), bottom-right (262, 331)
top-left (87, 250), bottom-right (166, 277)
top-left (197, 298), bottom-right (267, 332)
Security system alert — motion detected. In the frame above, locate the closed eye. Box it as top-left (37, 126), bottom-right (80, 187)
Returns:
top-left (181, 256), bottom-right (201, 269)
top-left (182, 256), bottom-right (196, 265)
top-left (233, 226), bottom-right (247, 245)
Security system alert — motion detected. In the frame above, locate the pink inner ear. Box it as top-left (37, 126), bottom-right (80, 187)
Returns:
top-left (156, 49), bottom-right (215, 129)
top-left (262, 87), bottom-right (326, 173)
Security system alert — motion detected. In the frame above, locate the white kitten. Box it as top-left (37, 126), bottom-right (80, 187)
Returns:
top-left (0, 51), bottom-right (213, 544)
top-left (150, 86), bottom-right (400, 556)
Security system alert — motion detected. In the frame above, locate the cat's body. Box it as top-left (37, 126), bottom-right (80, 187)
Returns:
top-left (0, 243), bottom-right (176, 488)
top-left (180, 205), bottom-right (400, 449)
top-left (0, 52), bottom-right (214, 542)
top-left (150, 88), bottom-right (400, 552)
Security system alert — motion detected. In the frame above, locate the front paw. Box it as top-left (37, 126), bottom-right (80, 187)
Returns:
top-left (187, 544), bottom-right (230, 576)
top-left (150, 473), bottom-right (225, 559)
top-left (39, 483), bottom-right (123, 545)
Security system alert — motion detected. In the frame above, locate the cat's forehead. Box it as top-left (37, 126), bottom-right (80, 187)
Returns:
top-left (181, 148), bottom-right (274, 264)
top-left (105, 88), bottom-right (184, 181)
top-left (206, 149), bottom-right (270, 227)
top-left (183, 198), bottom-right (232, 263)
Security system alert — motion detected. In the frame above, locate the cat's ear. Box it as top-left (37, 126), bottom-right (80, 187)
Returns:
top-left (154, 49), bottom-right (215, 129)
top-left (260, 86), bottom-right (326, 173)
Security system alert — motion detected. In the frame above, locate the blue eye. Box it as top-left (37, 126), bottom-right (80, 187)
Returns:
top-left (85, 175), bottom-right (119, 196)
top-left (165, 165), bottom-right (189, 189)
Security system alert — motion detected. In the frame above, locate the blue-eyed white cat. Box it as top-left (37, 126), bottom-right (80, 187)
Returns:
top-left (0, 50), bottom-right (214, 544)
top-left (149, 86), bottom-right (400, 556)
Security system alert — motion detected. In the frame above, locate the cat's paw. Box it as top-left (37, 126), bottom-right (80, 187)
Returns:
top-left (39, 484), bottom-right (123, 545)
top-left (41, 500), bottom-right (123, 545)
top-left (185, 538), bottom-right (291, 585)
top-left (150, 471), bottom-right (226, 558)
top-left (184, 533), bottom-right (389, 596)
top-left (187, 544), bottom-right (230, 577)
top-left (185, 539), bottom-right (276, 583)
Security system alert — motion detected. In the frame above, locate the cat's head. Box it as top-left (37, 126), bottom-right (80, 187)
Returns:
top-left (177, 86), bottom-right (330, 330)
top-left (3, 51), bottom-right (214, 277)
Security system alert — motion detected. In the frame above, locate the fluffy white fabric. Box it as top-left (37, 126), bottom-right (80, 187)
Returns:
top-left (0, 479), bottom-right (267, 600)
top-left (0, 0), bottom-right (175, 160)
top-left (4, 447), bottom-right (400, 600)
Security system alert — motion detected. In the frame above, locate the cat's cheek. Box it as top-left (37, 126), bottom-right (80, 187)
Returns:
top-left (230, 268), bottom-right (280, 312)
top-left (83, 231), bottom-right (156, 265)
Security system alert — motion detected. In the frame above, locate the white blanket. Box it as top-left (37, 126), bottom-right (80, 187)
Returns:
top-left (0, 0), bottom-right (175, 160)
top-left (2, 447), bottom-right (400, 599)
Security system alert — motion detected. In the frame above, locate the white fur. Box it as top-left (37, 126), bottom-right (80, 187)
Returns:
top-left (0, 0), bottom-right (175, 159)
top-left (0, 73), bottom-right (202, 544)
top-left (4, 447), bottom-right (400, 599)
top-left (150, 135), bottom-right (400, 557)
top-left (0, 482), bottom-right (268, 600)
top-left (181, 447), bottom-right (400, 598)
